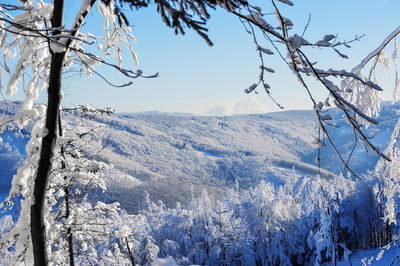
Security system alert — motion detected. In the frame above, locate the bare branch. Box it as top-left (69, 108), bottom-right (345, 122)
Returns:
top-left (353, 26), bottom-right (400, 73)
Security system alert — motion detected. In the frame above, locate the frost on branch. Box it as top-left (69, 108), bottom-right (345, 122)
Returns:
top-left (290, 34), bottom-right (310, 50)
top-left (378, 49), bottom-right (390, 71)
top-left (258, 46), bottom-right (274, 55)
top-left (0, 1), bottom-right (144, 263)
top-left (245, 13), bottom-right (271, 28)
top-left (343, 27), bottom-right (400, 122)
top-left (97, 1), bottom-right (138, 68)
top-left (373, 118), bottom-right (400, 226)
top-left (278, 0), bottom-right (294, 6)
top-left (244, 83), bottom-right (257, 94)
top-left (393, 38), bottom-right (400, 101)
top-left (0, 117), bottom-right (46, 263)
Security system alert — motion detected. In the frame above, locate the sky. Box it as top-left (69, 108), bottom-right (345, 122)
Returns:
top-left (4, 0), bottom-right (400, 115)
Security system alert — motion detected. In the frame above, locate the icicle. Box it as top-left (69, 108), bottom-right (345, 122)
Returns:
top-left (378, 48), bottom-right (390, 71)
top-left (393, 37), bottom-right (400, 101)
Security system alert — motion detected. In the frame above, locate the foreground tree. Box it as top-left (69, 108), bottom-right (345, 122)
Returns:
top-left (0, 1), bottom-right (145, 264)
top-left (0, 0), bottom-right (399, 265)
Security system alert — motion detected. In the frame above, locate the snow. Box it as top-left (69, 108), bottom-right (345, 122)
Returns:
top-left (1, 0), bottom-right (400, 263)
top-left (152, 257), bottom-right (179, 266)
top-left (290, 34), bottom-right (310, 50)
top-left (352, 26), bottom-right (400, 74)
top-left (72, 0), bottom-right (93, 29)
top-left (1, 100), bottom-right (400, 214)
top-left (258, 46), bottom-right (274, 55)
top-left (1, 100), bottom-right (400, 264)
top-left (278, 0), bottom-right (294, 6)
top-left (337, 241), bottom-right (400, 265)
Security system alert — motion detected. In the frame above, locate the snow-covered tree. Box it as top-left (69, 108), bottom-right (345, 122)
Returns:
top-left (0, 1), bottom-right (145, 264)
top-left (134, 173), bottom-right (367, 265)
top-left (1, 0), bottom-right (400, 265)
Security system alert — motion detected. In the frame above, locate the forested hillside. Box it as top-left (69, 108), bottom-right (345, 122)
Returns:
top-left (1, 100), bottom-right (399, 213)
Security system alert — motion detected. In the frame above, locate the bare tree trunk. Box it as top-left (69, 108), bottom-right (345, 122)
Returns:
top-left (126, 238), bottom-right (136, 266)
top-left (31, 0), bottom-right (65, 265)
top-left (65, 186), bottom-right (75, 266)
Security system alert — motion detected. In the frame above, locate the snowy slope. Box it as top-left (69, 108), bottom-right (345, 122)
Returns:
top-left (1, 100), bottom-right (400, 213)
top-left (337, 240), bottom-right (400, 265)
top-left (59, 108), bottom-right (319, 212)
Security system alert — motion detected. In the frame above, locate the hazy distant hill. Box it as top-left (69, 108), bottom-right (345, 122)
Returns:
top-left (1, 100), bottom-right (399, 213)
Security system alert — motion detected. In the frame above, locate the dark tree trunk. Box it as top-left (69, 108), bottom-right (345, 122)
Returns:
top-left (31, 0), bottom-right (65, 265)
top-left (126, 238), bottom-right (136, 266)
top-left (31, 52), bottom-right (66, 265)
top-left (65, 186), bottom-right (75, 266)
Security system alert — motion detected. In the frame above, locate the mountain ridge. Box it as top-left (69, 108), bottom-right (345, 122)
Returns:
top-left (1, 100), bottom-right (400, 213)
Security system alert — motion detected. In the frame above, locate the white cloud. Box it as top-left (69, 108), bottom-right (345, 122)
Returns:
top-left (201, 96), bottom-right (269, 116)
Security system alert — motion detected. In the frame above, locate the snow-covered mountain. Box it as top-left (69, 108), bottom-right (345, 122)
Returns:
top-left (1, 100), bottom-right (400, 213)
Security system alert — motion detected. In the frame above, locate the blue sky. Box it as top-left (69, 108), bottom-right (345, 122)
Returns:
top-left (4, 0), bottom-right (400, 115)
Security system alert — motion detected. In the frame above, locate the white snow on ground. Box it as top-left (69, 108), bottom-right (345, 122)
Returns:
top-left (338, 240), bottom-right (400, 265)
top-left (154, 242), bottom-right (400, 265)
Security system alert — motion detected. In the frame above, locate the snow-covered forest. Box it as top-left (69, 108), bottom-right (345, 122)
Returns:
top-left (1, 101), bottom-right (400, 264)
top-left (1, 0), bottom-right (400, 265)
